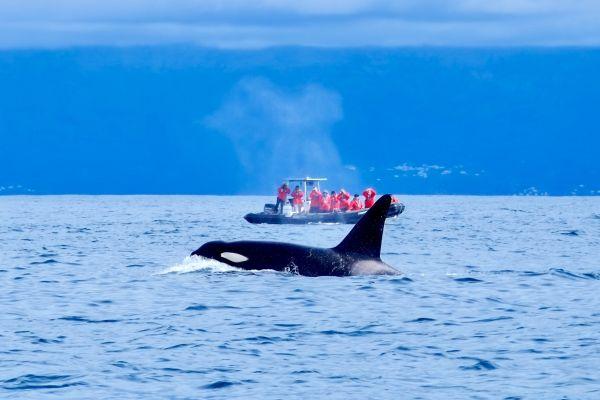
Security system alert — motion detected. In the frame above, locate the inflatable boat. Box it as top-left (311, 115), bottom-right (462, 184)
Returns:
top-left (244, 201), bottom-right (404, 225)
top-left (245, 177), bottom-right (405, 224)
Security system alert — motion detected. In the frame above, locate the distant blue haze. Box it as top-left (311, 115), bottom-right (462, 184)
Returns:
top-left (1, 47), bottom-right (598, 195)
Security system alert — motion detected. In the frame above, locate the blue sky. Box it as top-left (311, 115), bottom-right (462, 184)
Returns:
top-left (1, 2), bottom-right (599, 195)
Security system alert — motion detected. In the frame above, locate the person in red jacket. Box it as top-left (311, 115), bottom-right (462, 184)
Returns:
top-left (348, 194), bottom-right (363, 211)
top-left (362, 187), bottom-right (377, 208)
top-left (329, 191), bottom-right (340, 211)
top-left (308, 187), bottom-right (322, 213)
top-left (320, 191), bottom-right (331, 212)
top-left (276, 183), bottom-right (290, 214)
top-left (338, 189), bottom-right (351, 211)
top-left (391, 195), bottom-right (399, 204)
top-left (291, 186), bottom-right (304, 213)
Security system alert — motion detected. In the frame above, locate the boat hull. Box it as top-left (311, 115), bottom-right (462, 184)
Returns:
top-left (244, 203), bottom-right (405, 224)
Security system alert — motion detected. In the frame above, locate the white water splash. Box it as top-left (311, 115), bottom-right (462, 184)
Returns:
top-left (156, 255), bottom-right (240, 275)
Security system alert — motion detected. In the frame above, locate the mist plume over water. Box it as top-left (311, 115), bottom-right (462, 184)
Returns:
top-left (206, 78), bottom-right (355, 193)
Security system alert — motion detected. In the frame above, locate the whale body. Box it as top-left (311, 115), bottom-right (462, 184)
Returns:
top-left (191, 194), bottom-right (400, 277)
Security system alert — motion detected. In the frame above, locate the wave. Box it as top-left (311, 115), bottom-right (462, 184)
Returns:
top-left (549, 268), bottom-right (600, 280)
top-left (458, 358), bottom-right (498, 371)
top-left (3, 374), bottom-right (85, 391)
top-left (156, 256), bottom-right (241, 275)
top-left (202, 380), bottom-right (241, 389)
top-left (157, 256), bottom-right (293, 276)
top-left (453, 277), bottom-right (484, 283)
top-left (460, 268), bottom-right (600, 281)
top-left (57, 316), bottom-right (120, 324)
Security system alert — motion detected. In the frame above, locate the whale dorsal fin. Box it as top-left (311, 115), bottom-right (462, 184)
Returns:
top-left (334, 194), bottom-right (392, 259)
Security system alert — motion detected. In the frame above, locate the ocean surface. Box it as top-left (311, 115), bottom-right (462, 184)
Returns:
top-left (1, 195), bottom-right (599, 399)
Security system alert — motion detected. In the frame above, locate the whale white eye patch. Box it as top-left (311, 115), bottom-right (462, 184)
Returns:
top-left (220, 252), bottom-right (249, 263)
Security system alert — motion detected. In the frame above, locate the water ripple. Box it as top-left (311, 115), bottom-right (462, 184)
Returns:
top-left (3, 374), bottom-right (86, 391)
top-left (57, 316), bottom-right (121, 324)
top-left (202, 380), bottom-right (240, 389)
top-left (1, 195), bottom-right (599, 399)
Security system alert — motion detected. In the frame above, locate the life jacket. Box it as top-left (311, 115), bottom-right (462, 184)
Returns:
top-left (329, 195), bottom-right (340, 211)
top-left (339, 196), bottom-right (350, 210)
top-left (320, 194), bottom-right (331, 212)
top-left (278, 186), bottom-right (290, 201)
top-left (348, 198), bottom-right (363, 211)
top-left (309, 189), bottom-right (322, 207)
top-left (391, 195), bottom-right (399, 204)
top-left (362, 188), bottom-right (377, 208)
top-left (292, 190), bottom-right (304, 205)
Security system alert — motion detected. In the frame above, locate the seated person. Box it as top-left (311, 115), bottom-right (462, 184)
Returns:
top-left (338, 189), bottom-right (351, 211)
top-left (320, 191), bottom-right (331, 212)
top-left (329, 191), bottom-right (340, 212)
top-left (348, 194), bottom-right (364, 211)
top-left (309, 187), bottom-right (322, 213)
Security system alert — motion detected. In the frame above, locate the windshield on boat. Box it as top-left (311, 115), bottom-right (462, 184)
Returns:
top-left (285, 177), bottom-right (327, 201)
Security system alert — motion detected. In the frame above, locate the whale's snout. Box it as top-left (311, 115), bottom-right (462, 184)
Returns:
top-left (191, 241), bottom-right (226, 258)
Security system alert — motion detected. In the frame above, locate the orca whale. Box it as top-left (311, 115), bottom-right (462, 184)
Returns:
top-left (191, 194), bottom-right (400, 276)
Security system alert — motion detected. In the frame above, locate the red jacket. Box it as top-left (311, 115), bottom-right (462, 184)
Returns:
top-left (363, 188), bottom-right (376, 208)
top-left (292, 190), bottom-right (304, 205)
top-left (337, 190), bottom-right (350, 210)
top-left (320, 194), bottom-right (331, 211)
top-left (309, 189), bottom-right (322, 207)
top-left (339, 197), bottom-right (350, 210)
top-left (278, 186), bottom-right (290, 201)
top-left (329, 195), bottom-right (340, 211)
top-left (348, 198), bottom-right (363, 211)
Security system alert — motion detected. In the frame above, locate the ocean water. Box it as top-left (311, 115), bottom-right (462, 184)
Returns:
top-left (1, 195), bottom-right (599, 399)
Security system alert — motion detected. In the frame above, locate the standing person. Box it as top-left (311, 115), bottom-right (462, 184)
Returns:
top-left (348, 194), bottom-right (363, 211)
top-left (320, 191), bottom-right (331, 212)
top-left (362, 187), bottom-right (377, 208)
top-left (276, 183), bottom-right (290, 214)
top-left (309, 187), bottom-right (322, 213)
top-left (329, 190), bottom-right (340, 211)
top-left (292, 186), bottom-right (304, 213)
top-left (338, 189), bottom-right (351, 211)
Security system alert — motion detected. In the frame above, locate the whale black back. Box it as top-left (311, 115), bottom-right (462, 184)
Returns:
top-left (334, 194), bottom-right (391, 259)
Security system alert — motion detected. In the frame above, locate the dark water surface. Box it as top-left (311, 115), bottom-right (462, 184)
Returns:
top-left (1, 196), bottom-right (599, 399)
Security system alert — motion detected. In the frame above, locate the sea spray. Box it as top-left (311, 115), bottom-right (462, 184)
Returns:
top-left (157, 255), bottom-right (240, 275)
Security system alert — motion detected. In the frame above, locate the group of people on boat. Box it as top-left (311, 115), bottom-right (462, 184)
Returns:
top-left (276, 183), bottom-right (396, 214)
